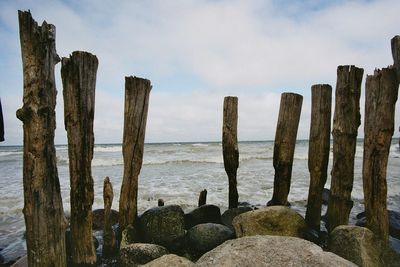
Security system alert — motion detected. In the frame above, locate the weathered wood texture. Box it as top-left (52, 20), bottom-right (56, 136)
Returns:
top-left (103, 177), bottom-right (117, 257)
top-left (363, 67), bottom-right (398, 242)
top-left (222, 96), bottom-right (239, 209)
top-left (16, 10), bottom-right (67, 267)
top-left (305, 84), bottom-right (332, 231)
top-left (61, 51), bottom-right (98, 266)
top-left (198, 189), bottom-right (207, 207)
top-left (326, 65), bottom-right (363, 232)
top-left (391, 35), bottom-right (400, 81)
top-left (268, 93), bottom-right (303, 206)
top-left (119, 76), bottom-right (151, 231)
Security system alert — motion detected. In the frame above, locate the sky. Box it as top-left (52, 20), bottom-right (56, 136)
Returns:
top-left (0, 0), bottom-right (399, 145)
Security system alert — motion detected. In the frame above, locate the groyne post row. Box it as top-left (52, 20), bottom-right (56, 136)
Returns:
top-left (17, 11), bottom-right (67, 267)
top-left (305, 84), bottom-right (332, 231)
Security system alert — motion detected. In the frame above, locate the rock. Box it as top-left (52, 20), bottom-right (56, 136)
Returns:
top-left (185, 204), bottom-right (221, 229)
top-left (119, 243), bottom-right (168, 267)
top-left (322, 188), bottom-right (330, 205)
top-left (139, 205), bottom-right (186, 252)
top-left (0, 253), bottom-right (4, 264)
top-left (329, 225), bottom-right (400, 267)
top-left (196, 235), bottom-right (356, 266)
top-left (92, 209), bottom-right (119, 230)
top-left (232, 206), bottom-right (307, 238)
top-left (356, 210), bottom-right (400, 239)
top-left (187, 223), bottom-right (234, 256)
top-left (142, 254), bottom-right (195, 267)
top-left (10, 255), bottom-right (27, 267)
top-left (221, 207), bottom-right (252, 231)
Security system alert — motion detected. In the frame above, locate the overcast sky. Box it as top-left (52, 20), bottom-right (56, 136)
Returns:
top-left (1, 0), bottom-right (399, 145)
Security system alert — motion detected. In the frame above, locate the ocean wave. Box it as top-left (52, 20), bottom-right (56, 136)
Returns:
top-left (0, 151), bottom-right (23, 157)
top-left (94, 145), bottom-right (122, 153)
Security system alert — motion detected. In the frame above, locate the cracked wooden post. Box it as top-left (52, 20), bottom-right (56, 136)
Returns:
top-left (268, 93), bottom-right (303, 206)
top-left (61, 51), bottom-right (98, 266)
top-left (363, 67), bottom-right (398, 243)
top-left (198, 189), bottom-right (207, 207)
top-left (119, 76), bottom-right (151, 231)
top-left (103, 177), bottom-right (117, 257)
top-left (16, 10), bottom-right (67, 267)
top-left (223, 96), bottom-right (239, 209)
top-left (326, 65), bottom-right (363, 232)
top-left (391, 35), bottom-right (400, 81)
top-left (305, 84), bottom-right (332, 231)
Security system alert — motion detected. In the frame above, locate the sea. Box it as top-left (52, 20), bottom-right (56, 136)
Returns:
top-left (0, 140), bottom-right (399, 262)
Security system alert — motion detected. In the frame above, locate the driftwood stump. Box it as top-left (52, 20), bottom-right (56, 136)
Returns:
top-left (119, 76), bottom-right (151, 231)
top-left (268, 93), bottom-right (303, 206)
top-left (103, 177), bottom-right (117, 257)
top-left (391, 35), bottom-right (400, 81)
top-left (326, 65), bottom-right (363, 232)
top-left (305, 84), bottom-right (332, 231)
top-left (222, 96), bottom-right (239, 209)
top-left (363, 67), bottom-right (398, 242)
top-left (16, 10), bottom-right (67, 267)
top-left (198, 189), bottom-right (207, 207)
top-left (61, 51), bottom-right (98, 266)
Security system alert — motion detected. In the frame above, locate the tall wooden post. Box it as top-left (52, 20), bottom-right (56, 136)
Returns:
top-left (326, 65), bottom-right (363, 232)
top-left (119, 76), bottom-right (151, 231)
top-left (363, 67), bottom-right (398, 242)
top-left (222, 96), bottom-right (239, 209)
top-left (61, 51), bottom-right (98, 266)
top-left (391, 35), bottom-right (400, 81)
top-left (268, 93), bottom-right (303, 206)
top-left (305, 84), bottom-right (332, 231)
top-left (16, 10), bottom-right (67, 267)
top-left (103, 177), bottom-right (117, 257)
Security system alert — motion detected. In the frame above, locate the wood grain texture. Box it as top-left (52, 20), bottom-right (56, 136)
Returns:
top-left (305, 84), bottom-right (332, 231)
top-left (326, 65), bottom-right (363, 232)
top-left (391, 35), bottom-right (400, 81)
top-left (198, 189), bottom-right (207, 207)
top-left (363, 67), bottom-right (398, 242)
top-left (16, 10), bottom-right (67, 267)
top-left (103, 177), bottom-right (117, 257)
top-left (268, 93), bottom-right (303, 206)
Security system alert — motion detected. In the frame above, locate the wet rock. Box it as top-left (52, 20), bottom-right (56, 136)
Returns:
top-left (142, 254), bottom-right (195, 267)
top-left (119, 243), bottom-right (168, 267)
top-left (187, 223), bottom-right (234, 257)
top-left (185, 204), bottom-right (221, 229)
top-left (221, 207), bottom-right (252, 231)
top-left (322, 188), bottom-right (330, 205)
top-left (232, 206), bottom-right (307, 238)
top-left (356, 210), bottom-right (400, 239)
top-left (139, 205), bottom-right (186, 252)
top-left (92, 209), bottom-right (119, 230)
top-left (196, 235), bottom-right (356, 266)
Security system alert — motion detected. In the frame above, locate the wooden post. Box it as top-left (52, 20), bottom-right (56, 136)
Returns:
top-left (305, 84), bottom-right (332, 231)
top-left (268, 93), bottom-right (303, 206)
top-left (158, 199), bottom-right (165, 206)
top-left (326, 65), bottom-right (363, 232)
top-left (61, 51), bottom-right (98, 266)
top-left (16, 10), bottom-right (67, 267)
top-left (391, 35), bottom-right (400, 81)
top-left (198, 189), bottom-right (207, 207)
top-left (363, 67), bottom-right (398, 242)
top-left (223, 96), bottom-right (239, 209)
top-left (103, 177), bottom-right (117, 257)
top-left (119, 76), bottom-right (151, 231)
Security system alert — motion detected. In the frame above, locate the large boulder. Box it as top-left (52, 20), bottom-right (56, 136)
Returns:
top-left (185, 204), bottom-right (221, 229)
top-left (187, 223), bottom-right (234, 256)
top-left (142, 254), bottom-right (195, 267)
top-left (329, 225), bottom-right (400, 267)
top-left (139, 205), bottom-right (186, 251)
top-left (356, 210), bottom-right (400, 239)
top-left (232, 206), bottom-right (307, 238)
top-left (196, 235), bottom-right (356, 266)
top-left (119, 243), bottom-right (168, 267)
top-left (221, 207), bottom-right (252, 231)
top-left (92, 208), bottom-right (119, 230)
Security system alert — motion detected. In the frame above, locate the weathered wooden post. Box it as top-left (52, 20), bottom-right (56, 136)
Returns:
top-left (16, 10), bottom-right (67, 267)
top-left (61, 51), bottom-right (98, 266)
top-left (222, 96), bottom-right (239, 209)
top-left (363, 67), bottom-right (398, 242)
top-left (305, 84), bottom-right (332, 231)
top-left (268, 93), bottom-right (303, 206)
top-left (103, 177), bottom-right (117, 257)
top-left (391, 35), bottom-right (400, 81)
top-left (119, 76), bottom-right (151, 231)
top-left (198, 189), bottom-right (207, 207)
top-left (326, 65), bottom-right (363, 232)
